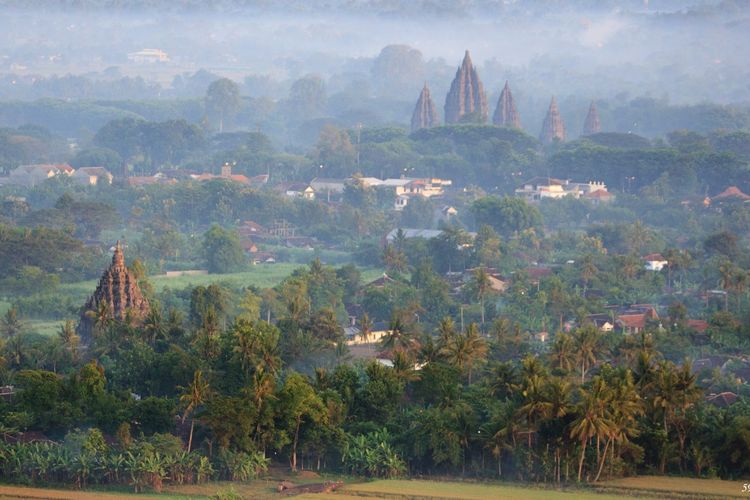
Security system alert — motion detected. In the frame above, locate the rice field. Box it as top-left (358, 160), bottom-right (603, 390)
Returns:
top-left (0, 476), bottom-right (744, 500)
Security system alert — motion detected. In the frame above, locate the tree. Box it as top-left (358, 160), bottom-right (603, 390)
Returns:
top-left (440, 323), bottom-right (487, 384)
top-left (278, 372), bottom-right (326, 471)
top-left (202, 225), bottom-right (245, 274)
top-left (205, 78), bottom-right (241, 132)
top-left (471, 196), bottom-right (542, 237)
top-left (570, 378), bottom-right (613, 482)
top-left (312, 125), bottom-right (356, 178)
top-left (573, 326), bottom-right (604, 384)
top-left (287, 75), bottom-right (327, 118)
top-left (58, 320), bottom-right (80, 366)
top-left (469, 267), bottom-right (493, 327)
top-left (179, 370), bottom-right (211, 453)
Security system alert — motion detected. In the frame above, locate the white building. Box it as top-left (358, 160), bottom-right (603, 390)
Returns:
top-left (515, 177), bottom-right (609, 203)
top-left (127, 49), bottom-right (170, 63)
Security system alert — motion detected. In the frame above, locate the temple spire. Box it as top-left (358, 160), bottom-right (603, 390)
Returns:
top-left (444, 50), bottom-right (488, 124)
top-left (492, 81), bottom-right (521, 128)
top-left (582, 100), bottom-right (601, 136)
top-left (539, 96), bottom-right (565, 144)
top-left (411, 82), bottom-right (440, 132)
top-left (113, 240), bottom-right (125, 268)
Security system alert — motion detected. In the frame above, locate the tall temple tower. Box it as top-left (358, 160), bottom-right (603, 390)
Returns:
top-left (411, 83), bottom-right (440, 132)
top-left (539, 96), bottom-right (566, 144)
top-left (444, 50), bottom-right (488, 124)
top-left (582, 101), bottom-right (602, 136)
top-left (492, 81), bottom-right (521, 128)
top-left (78, 241), bottom-right (150, 340)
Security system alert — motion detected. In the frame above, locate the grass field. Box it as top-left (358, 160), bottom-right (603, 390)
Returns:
top-left (0, 475), bottom-right (746, 499)
top-left (59, 264), bottom-right (385, 297)
top-left (320, 479), bottom-right (631, 500)
top-left (598, 476), bottom-right (746, 498)
top-left (15, 264), bottom-right (384, 336)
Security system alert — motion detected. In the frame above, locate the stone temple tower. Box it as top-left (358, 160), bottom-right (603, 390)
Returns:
top-left (78, 241), bottom-right (150, 340)
top-left (539, 96), bottom-right (566, 144)
top-left (444, 50), bottom-right (488, 124)
top-left (411, 83), bottom-right (440, 132)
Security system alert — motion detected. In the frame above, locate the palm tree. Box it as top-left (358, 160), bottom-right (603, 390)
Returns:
top-left (391, 350), bottom-right (419, 383)
top-left (179, 369), bottom-right (211, 453)
top-left (381, 315), bottom-right (414, 353)
top-left (359, 313), bottom-right (373, 344)
top-left (142, 306), bottom-right (166, 345)
top-left (57, 320), bottom-right (80, 365)
top-left (573, 326), bottom-right (602, 384)
top-left (569, 379), bottom-right (613, 482)
top-left (580, 255), bottom-right (598, 296)
top-left (440, 323), bottom-right (487, 383)
top-left (730, 267), bottom-right (749, 312)
top-left (718, 261), bottom-right (733, 311)
top-left (550, 332), bottom-right (576, 373)
top-left (488, 361), bottom-right (520, 400)
top-left (594, 370), bottom-right (643, 481)
top-left (470, 268), bottom-right (493, 327)
top-left (627, 219), bottom-right (652, 255)
top-left (1, 307), bottom-right (24, 339)
top-left (86, 301), bottom-right (112, 338)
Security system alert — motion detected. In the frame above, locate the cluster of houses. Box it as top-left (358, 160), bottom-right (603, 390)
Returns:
top-left (0, 164), bottom-right (113, 187)
top-left (276, 176), bottom-right (454, 211)
top-left (514, 177), bottom-right (613, 204)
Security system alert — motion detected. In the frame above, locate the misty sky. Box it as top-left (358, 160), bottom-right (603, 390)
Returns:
top-left (0, 1), bottom-right (748, 106)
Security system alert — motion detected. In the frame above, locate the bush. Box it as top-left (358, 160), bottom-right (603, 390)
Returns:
top-left (342, 429), bottom-right (406, 478)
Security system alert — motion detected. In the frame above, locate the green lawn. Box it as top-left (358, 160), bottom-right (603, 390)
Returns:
top-left (0, 300), bottom-right (10, 316)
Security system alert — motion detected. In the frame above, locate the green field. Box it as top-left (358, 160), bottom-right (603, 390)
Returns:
top-left (598, 476), bottom-right (746, 498)
top-left (322, 479), bottom-right (630, 500)
top-left (0, 476), bottom-right (746, 500)
top-left (12, 265), bottom-right (384, 336)
top-left (60, 264), bottom-right (383, 297)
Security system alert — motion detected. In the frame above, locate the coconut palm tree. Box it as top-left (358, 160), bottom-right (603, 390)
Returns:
top-left (594, 369), bottom-right (643, 482)
top-left (58, 320), bottom-right (80, 365)
top-left (470, 267), bottom-right (493, 327)
top-left (440, 323), bottom-right (487, 383)
top-left (550, 332), bottom-right (576, 373)
top-left (573, 326), bottom-right (603, 384)
top-left (179, 369), bottom-right (211, 453)
top-left (569, 379), bottom-right (614, 482)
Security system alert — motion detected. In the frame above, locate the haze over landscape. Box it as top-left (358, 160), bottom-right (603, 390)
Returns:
top-left (2, 1), bottom-right (750, 499)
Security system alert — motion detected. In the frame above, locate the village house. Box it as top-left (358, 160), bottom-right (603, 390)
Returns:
top-left (643, 253), bottom-right (668, 271)
top-left (72, 167), bottom-right (113, 186)
top-left (127, 172), bottom-right (179, 187)
top-left (515, 177), bottom-right (610, 203)
top-left (7, 164), bottom-right (74, 187)
top-left (277, 182), bottom-right (315, 200)
top-left (190, 163), bottom-right (268, 186)
top-left (354, 176), bottom-right (453, 209)
top-left (310, 178), bottom-right (347, 202)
